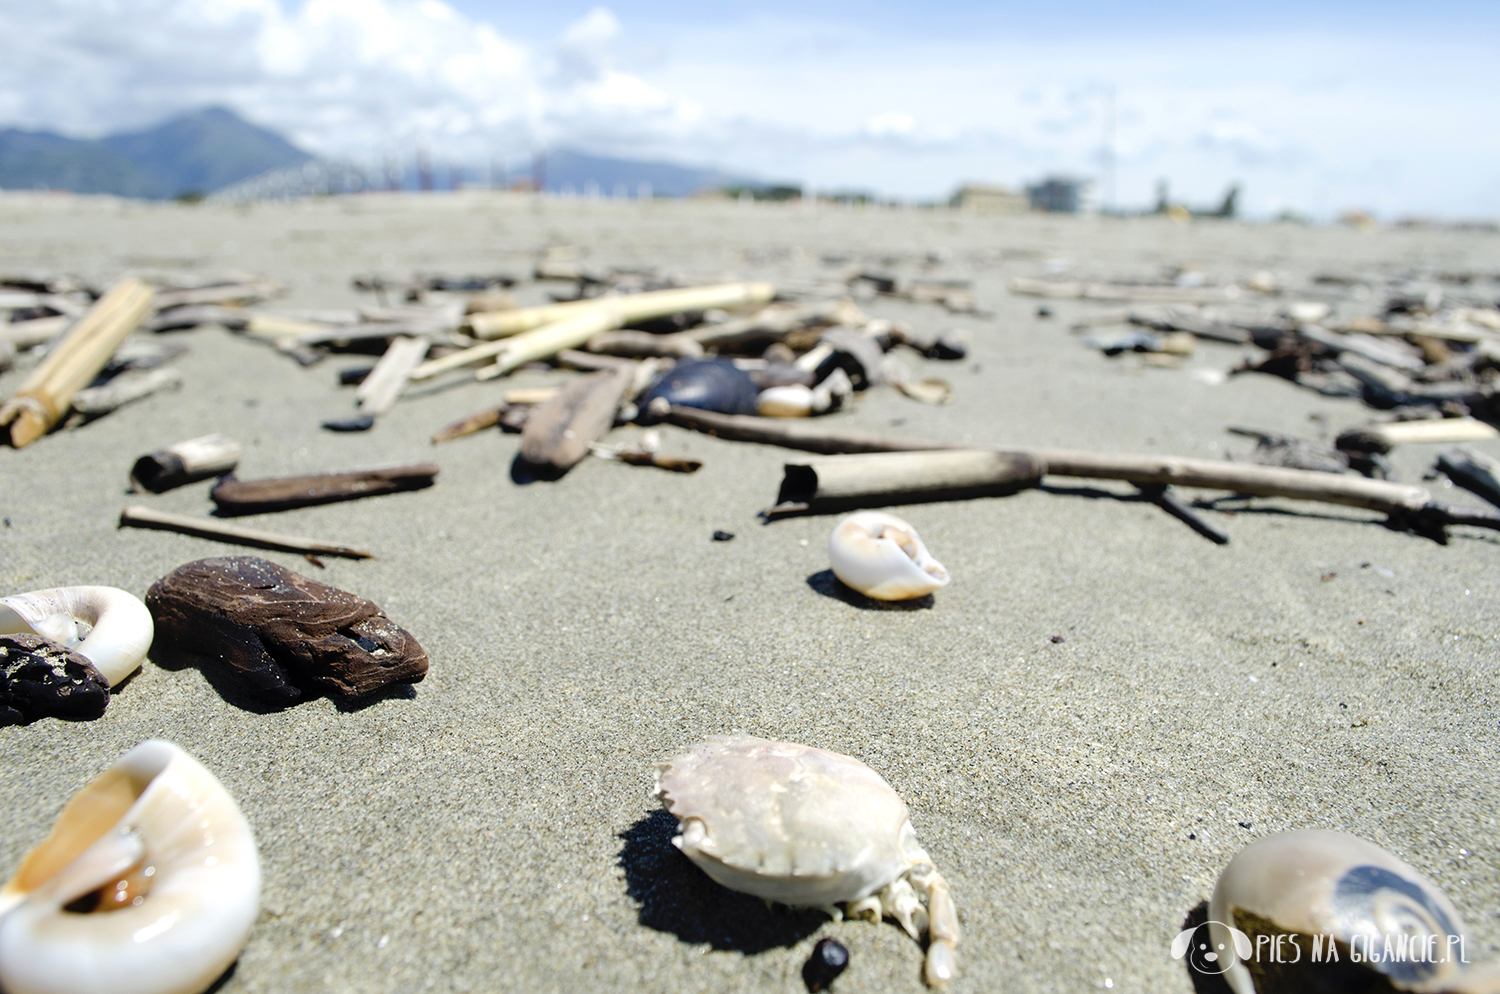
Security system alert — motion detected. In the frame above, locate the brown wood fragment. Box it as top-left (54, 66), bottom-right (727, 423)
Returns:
top-left (146, 556), bottom-right (427, 702)
top-left (770, 449), bottom-right (1041, 515)
top-left (119, 505), bottom-right (374, 559)
top-left (518, 367), bottom-right (635, 473)
top-left (210, 462), bottom-right (439, 515)
top-left (433, 405), bottom-right (505, 444)
top-left (0, 633), bottom-right (110, 725)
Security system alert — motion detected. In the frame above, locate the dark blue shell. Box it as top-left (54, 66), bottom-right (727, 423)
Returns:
top-left (640, 359), bottom-right (759, 418)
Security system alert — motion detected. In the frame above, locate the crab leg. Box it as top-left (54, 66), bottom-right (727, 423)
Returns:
top-left (912, 867), bottom-right (960, 986)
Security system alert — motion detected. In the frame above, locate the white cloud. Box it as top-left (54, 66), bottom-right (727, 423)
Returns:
top-left (0, 2), bottom-right (1497, 217)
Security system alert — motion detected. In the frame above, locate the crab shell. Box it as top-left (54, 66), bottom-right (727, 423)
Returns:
top-left (0, 739), bottom-right (261, 994)
top-left (654, 735), bottom-right (959, 985)
top-left (1210, 829), bottom-right (1485, 994)
top-left (827, 511), bottom-right (949, 601)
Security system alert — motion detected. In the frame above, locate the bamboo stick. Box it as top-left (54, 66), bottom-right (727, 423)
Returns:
top-left (130, 434), bottom-right (243, 492)
top-left (473, 308), bottom-right (625, 381)
top-left (119, 506), bottom-right (372, 559)
top-left (466, 281), bottom-right (776, 340)
top-left (663, 407), bottom-right (1436, 515)
top-left (771, 449), bottom-right (1042, 515)
top-left (0, 278), bottom-right (155, 447)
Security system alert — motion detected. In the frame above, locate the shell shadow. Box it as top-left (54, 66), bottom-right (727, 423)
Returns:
top-left (617, 809), bottom-right (826, 954)
top-left (805, 570), bottom-right (934, 611)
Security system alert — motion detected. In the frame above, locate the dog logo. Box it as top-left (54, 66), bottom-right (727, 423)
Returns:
top-left (1172, 921), bottom-right (1252, 975)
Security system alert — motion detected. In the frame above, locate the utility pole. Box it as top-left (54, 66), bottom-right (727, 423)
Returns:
top-left (1101, 83), bottom-right (1116, 214)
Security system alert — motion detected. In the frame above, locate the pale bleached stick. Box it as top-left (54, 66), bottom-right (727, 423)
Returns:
top-left (0, 279), bottom-right (155, 447)
top-left (466, 281), bottom-right (776, 339)
top-left (356, 335), bottom-right (430, 416)
top-left (118, 506), bottom-right (373, 559)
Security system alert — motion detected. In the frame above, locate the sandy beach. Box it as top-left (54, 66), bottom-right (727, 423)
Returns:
top-left (1, 191), bottom-right (1497, 994)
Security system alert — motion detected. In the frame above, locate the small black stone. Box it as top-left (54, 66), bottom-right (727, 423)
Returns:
top-left (322, 415), bottom-right (376, 432)
top-left (1050, 635), bottom-right (1065, 643)
top-left (1036, 306), bottom-right (1053, 318)
top-left (803, 938), bottom-right (849, 992)
top-left (0, 634), bottom-right (110, 725)
top-left (711, 530), bottom-right (735, 542)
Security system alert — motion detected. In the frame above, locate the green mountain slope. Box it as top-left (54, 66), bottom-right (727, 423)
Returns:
top-left (0, 106), bottom-right (311, 198)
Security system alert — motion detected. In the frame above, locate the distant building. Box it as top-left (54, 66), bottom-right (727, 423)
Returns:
top-left (949, 184), bottom-right (1026, 214)
top-left (1025, 176), bottom-right (1095, 214)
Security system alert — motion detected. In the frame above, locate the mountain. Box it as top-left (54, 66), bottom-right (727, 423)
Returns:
top-left (0, 106), bottom-right (311, 199)
top-left (534, 148), bottom-right (762, 198)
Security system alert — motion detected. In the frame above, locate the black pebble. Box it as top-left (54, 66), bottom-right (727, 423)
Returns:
top-left (1050, 635), bottom-right (1065, 643)
top-left (803, 938), bottom-right (849, 992)
top-left (1036, 306), bottom-right (1053, 318)
top-left (323, 415), bottom-right (376, 432)
top-left (712, 530), bottom-right (735, 542)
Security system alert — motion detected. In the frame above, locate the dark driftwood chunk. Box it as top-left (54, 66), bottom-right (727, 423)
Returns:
top-left (0, 634), bottom-right (110, 725)
top-left (146, 556), bottom-right (428, 702)
top-left (210, 462), bottom-right (439, 515)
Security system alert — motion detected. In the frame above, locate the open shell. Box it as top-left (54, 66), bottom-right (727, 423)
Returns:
top-left (1209, 829), bottom-right (1484, 994)
top-left (0, 586), bottom-right (153, 688)
top-left (827, 511), bottom-right (949, 600)
top-left (0, 740), bottom-right (261, 994)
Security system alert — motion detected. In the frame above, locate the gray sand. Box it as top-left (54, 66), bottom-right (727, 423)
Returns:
top-left (1, 192), bottom-right (1497, 993)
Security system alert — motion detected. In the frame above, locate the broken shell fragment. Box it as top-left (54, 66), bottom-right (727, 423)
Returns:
top-left (1209, 829), bottom-right (1488, 994)
top-left (0, 634), bottom-right (110, 725)
top-left (827, 511), bottom-right (949, 600)
top-left (145, 556), bottom-right (428, 703)
top-left (758, 384), bottom-right (815, 418)
top-left (655, 735), bottom-right (959, 986)
top-left (0, 586), bottom-right (154, 688)
top-left (0, 739), bottom-right (261, 994)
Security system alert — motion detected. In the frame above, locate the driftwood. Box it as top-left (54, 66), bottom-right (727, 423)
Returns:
top-left (130, 434), bottom-right (243, 492)
top-left (467, 281), bottom-right (776, 340)
top-left (586, 329), bottom-right (704, 359)
top-left (770, 449), bottom-right (1042, 515)
top-left (146, 556), bottom-right (426, 702)
top-left (210, 462), bottom-right (439, 515)
top-left (662, 407), bottom-right (1500, 538)
top-left (1436, 448), bottom-right (1500, 508)
top-left (0, 633), bottom-right (110, 725)
top-left (119, 506), bottom-right (373, 559)
top-left (0, 279), bottom-right (155, 446)
top-left (1137, 484), bottom-right (1230, 545)
top-left (2, 315), bottom-right (70, 348)
top-left (153, 280), bottom-right (282, 309)
top-left (70, 367), bottom-right (183, 417)
top-left (1010, 277), bottom-right (1245, 304)
top-left (519, 367), bottom-right (636, 473)
top-left (412, 308), bottom-right (620, 381)
top-left (355, 335), bottom-right (429, 417)
top-left (1366, 418), bottom-right (1498, 447)
top-left (432, 405), bottom-right (506, 444)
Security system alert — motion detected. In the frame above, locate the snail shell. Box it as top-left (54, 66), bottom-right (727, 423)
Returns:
top-left (0, 586), bottom-right (154, 688)
top-left (1209, 829), bottom-right (1477, 994)
top-left (0, 740), bottom-right (261, 994)
top-left (828, 511), bottom-right (949, 600)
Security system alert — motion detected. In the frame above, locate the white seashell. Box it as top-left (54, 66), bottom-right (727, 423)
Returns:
top-left (827, 511), bottom-right (949, 600)
top-left (0, 586), bottom-right (153, 687)
top-left (757, 384), bottom-right (814, 418)
top-left (0, 739), bottom-right (261, 994)
top-left (655, 735), bottom-right (960, 986)
top-left (1208, 829), bottom-right (1490, 994)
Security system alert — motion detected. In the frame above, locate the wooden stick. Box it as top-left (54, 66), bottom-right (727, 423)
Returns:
top-left (519, 367), bottom-right (636, 472)
top-left (432, 405), bottom-right (506, 444)
top-left (69, 367), bottom-right (183, 417)
top-left (663, 407), bottom-right (1435, 515)
top-left (1436, 448), bottom-right (1500, 508)
top-left (130, 434), bottom-right (243, 492)
top-left (210, 462), bottom-right (440, 515)
top-left (119, 506), bottom-right (372, 559)
top-left (1, 315), bottom-right (69, 348)
top-left (1009, 277), bottom-right (1244, 304)
top-left (1366, 418), bottom-right (1499, 447)
top-left (0, 278), bottom-right (155, 447)
top-left (466, 281), bottom-right (776, 340)
top-left (473, 308), bottom-right (626, 380)
top-left (769, 449), bottom-right (1042, 515)
top-left (1136, 483), bottom-right (1230, 544)
top-left (355, 335), bottom-right (430, 416)
top-left (586, 329), bottom-right (704, 359)
top-left (153, 281), bottom-right (282, 309)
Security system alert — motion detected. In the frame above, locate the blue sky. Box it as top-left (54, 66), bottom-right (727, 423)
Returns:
top-left (2, 0), bottom-right (1497, 218)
